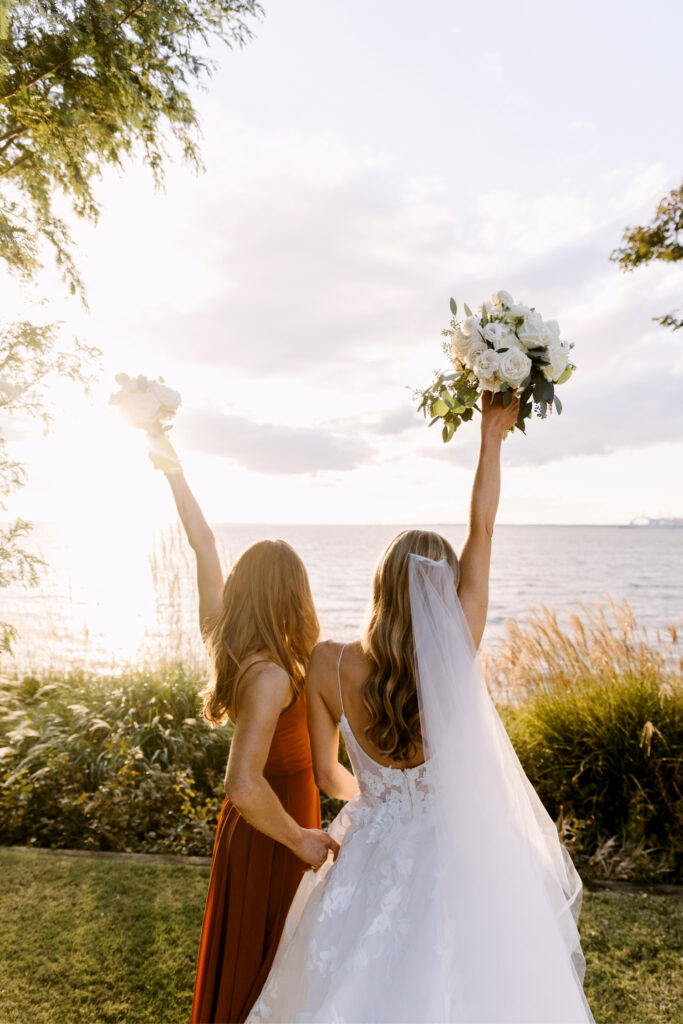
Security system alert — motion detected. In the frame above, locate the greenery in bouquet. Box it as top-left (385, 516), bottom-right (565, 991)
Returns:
top-left (416, 291), bottom-right (575, 442)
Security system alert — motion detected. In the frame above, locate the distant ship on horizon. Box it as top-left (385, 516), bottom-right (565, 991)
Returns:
top-left (629, 516), bottom-right (683, 528)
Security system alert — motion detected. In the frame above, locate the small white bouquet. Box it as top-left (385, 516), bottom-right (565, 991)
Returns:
top-left (415, 290), bottom-right (575, 441)
top-left (109, 373), bottom-right (183, 472)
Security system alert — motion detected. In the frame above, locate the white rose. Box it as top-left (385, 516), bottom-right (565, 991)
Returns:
top-left (119, 389), bottom-right (162, 430)
top-left (507, 303), bottom-right (530, 318)
top-left (148, 380), bottom-right (181, 414)
top-left (498, 348), bottom-right (532, 389)
top-left (450, 325), bottom-right (477, 361)
top-left (517, 311), bottom-right (545, 350)
top-left (544, 319), bottom-right (561, 338)
top-left (542, 339), bottom-right (570, 382)
top-left (472, 348), bottom-right (501, 388)
top-left (491, 290), bottom-right (514, 308)
top-left (493, 326), bottom-right (521, 352)
top-left (460, 315), bottom-right (481, 337)
top-left (482, 322), bottom-right (507, 347)
top-left (463, 337), bottom-right (488, 367)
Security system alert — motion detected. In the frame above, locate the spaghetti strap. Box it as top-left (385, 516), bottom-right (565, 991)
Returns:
top-left (337, 644), bottom-right (347, 720)
top-left (233, 658), bottom-right (279, 717)
top-left (235, 658), bottom-right (273, 689)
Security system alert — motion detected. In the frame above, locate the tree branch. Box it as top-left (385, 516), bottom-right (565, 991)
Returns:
top-left (0, 0), bottom-right (150, 102)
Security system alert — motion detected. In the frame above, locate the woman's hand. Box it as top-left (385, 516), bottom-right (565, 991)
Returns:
top-left (147, 432), bottom-right (183, 474)
top-left (294, 828), bottom-right (341, 872)
top-left (480, 391), bottom-right (520, 441)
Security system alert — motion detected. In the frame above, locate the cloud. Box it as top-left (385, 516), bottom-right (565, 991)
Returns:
top-left (112, 151), bottom-right (455, 387)
top-left (84, 125), bottom-right (681, 478)
top-left (177, 408), bottom-right (372, 475)
top-left (420, 360), bottom-right (683, 469)
top-left (373, 403), bottom-right (422, 435)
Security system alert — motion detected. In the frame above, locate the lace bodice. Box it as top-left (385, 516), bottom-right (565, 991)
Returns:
top-left (338, 713), bottom-right (430, 811)
top-left (335, 644), bottom-right (431, 822)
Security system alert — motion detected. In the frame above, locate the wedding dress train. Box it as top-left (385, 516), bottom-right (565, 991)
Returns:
top-left (248, 556), bottom-right (594, 1024)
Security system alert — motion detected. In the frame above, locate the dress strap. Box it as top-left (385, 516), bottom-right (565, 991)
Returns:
top-left (235, 658), bottom-right (273, 689)
top-left (233, 658), bottom-right (278, 717)
top-left (337, 644), bottom-right (347, 720)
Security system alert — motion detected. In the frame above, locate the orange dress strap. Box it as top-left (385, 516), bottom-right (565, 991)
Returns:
top-left (233, 658), bottom-right (297, 718)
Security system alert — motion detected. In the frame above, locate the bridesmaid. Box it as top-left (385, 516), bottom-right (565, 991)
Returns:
top-left (148, 434), bottom-right (339, 1024)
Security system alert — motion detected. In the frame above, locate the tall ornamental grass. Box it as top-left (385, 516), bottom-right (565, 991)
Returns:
top-left (488, 601), bottom-right (682, 882)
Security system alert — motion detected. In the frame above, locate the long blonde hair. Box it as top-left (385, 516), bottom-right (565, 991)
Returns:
top-left (203, 539), bottom-right (319, 724)
top-left (362, 529), bottom-right (460, 761)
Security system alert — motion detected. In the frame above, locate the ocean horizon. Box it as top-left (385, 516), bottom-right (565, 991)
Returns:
top-left (2, 521), bottom-right (681, 675)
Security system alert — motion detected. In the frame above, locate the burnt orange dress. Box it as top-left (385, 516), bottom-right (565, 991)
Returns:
top-left (191, 691), bottom-right (321, 1024)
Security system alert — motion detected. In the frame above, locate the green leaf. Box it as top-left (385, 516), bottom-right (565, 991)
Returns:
top-left (464, 303), bottom-right (473, 317)
top-left (555, 364), bottom-right (574, 385)
top-left (431, 398), bottom-right (448, 417)
top-left (554, 394), bottom-right (563, 414)
top-left (501, 390), bottom-right (513, 407)
top-left (450, 298), bottom-right (458, 316)
top-left (481, 305), bottom-right (489, 326)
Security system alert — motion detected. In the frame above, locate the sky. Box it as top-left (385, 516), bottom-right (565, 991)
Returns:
top-left (3, 0), bottom-right (683, 533)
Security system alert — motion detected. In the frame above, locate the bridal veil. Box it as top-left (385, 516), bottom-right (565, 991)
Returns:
top-left (409, 553), bottom-right (593, 1023)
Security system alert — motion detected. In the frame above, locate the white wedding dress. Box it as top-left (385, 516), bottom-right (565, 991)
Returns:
top-left (248, 556), bottom-right (594, 1024)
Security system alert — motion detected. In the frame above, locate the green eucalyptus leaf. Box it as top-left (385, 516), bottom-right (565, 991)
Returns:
top-left (464, 303), bottom-right (473, 317)
top-left (431, 398), bottom-right (448, 417)
top-left (554, 394), bottom-right (563, 414)
top-left (450, 297), bottom-right (458, 316)
top-left (556, 364), bottom-right (574, 385)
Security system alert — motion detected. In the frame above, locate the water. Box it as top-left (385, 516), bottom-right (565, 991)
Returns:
top-left (2, 523), bottom-right (682, 673)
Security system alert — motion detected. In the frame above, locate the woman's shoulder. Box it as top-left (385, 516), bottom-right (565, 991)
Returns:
top-left (233, 657), bottom-right (292, 716)
top-left (306, 640), bottom-right (368, 689)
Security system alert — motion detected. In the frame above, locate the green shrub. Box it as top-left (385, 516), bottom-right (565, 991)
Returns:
top-left (0, 667), bottom-right (231, 855)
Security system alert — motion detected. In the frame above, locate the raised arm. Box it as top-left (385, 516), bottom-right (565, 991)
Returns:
top-left (149, 433), bottom-right (223, 636)
top-left (225, 663), bottom-right (340, 870)
top-left (457, 393), bottom-right (520, 648)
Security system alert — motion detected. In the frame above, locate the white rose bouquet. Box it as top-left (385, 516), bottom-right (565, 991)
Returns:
top-left (415, 291), bottom-right (575, 442)
top-left (109, 373), bottom-right (183, 473)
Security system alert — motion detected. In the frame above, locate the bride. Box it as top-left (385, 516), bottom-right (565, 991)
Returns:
top-left (247, 392), bottom-right (594, 1024)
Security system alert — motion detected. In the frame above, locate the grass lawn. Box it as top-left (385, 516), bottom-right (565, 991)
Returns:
top-left (0, 849), bottom-right (680, 1024)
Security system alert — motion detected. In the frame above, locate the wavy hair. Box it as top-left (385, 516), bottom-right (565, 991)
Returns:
top-left (203, 539), bottom-right (319, 724)
top-left (362, 529), bottom-right (460, 761)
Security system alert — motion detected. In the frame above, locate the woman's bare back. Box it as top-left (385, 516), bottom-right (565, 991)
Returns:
top-left (317, 639), bottom-right (426, 770)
